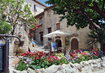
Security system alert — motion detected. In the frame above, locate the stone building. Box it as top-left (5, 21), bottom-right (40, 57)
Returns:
top-left (24, 0), bottom-right (46, 16)
top-left (35, 5), bottom-right (92, 52)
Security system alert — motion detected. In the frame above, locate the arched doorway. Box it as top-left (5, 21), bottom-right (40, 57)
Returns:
top-left (55, 39), bottom-right (62, 52)
top-left (71, 38), bottom-right (78, 50)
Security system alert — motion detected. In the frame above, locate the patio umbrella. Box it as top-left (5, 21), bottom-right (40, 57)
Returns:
top-left (43, 30), bottom-right (70, 38)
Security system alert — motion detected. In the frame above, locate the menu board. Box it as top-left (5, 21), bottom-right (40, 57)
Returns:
top-left (51, 42), bottom-right (57, 51)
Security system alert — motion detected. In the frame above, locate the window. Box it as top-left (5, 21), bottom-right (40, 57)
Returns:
top-left (48, 27), bottom-right (52, 40)
top-left (32, 4), bottom-right (37, 12)
top-left (56, 23), bottom-right (60, 30)
top-left (39, 17), bottom-right (42, 24)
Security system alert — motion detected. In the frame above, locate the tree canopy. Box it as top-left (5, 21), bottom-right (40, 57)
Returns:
top-left (0, 21), bottom-right (11, 34)
top-left (0, 0), bottom-right (36, 34)
top-left (45, 0), bottom-right (105, 29)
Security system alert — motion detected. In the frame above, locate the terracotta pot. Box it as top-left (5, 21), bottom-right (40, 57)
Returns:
top-left (16, 46), bottom-right (23, 54)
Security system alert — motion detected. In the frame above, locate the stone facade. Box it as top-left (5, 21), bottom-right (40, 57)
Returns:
top-left (35, 5), bottom-right (91, 52)
top-left (35, 12), bottom-right (44, 45)
top-left (24, 0), bottom-right (46, 16)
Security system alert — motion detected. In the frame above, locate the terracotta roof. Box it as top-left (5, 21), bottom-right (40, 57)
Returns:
top-left (44, 5), bottom-right (56, 11)
top-left (34, 11), bottom-right (44, 18)
top-left (33, 0), bottom-right (47, 7)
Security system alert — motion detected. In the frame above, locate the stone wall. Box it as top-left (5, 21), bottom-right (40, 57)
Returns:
top-left (9, 25), bottom-right (30, 56)
top-left (10, 57), bottom-right (105, 73)
top-left (43, 7), bottom-right (90, 50)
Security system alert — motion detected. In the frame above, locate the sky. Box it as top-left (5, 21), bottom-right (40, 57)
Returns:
top-left (37, 0), bottom-right (51, 7)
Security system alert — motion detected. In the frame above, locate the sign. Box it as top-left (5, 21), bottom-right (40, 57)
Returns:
top-left (51, 42), bottom-right (57, 51)
top-left (0, 48), bottom-right (2, 70)
top-left (65, 36), bottom-right (69, 45)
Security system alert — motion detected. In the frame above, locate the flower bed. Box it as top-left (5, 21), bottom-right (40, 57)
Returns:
top-left (16, 48), bottom-right (104, 71)
top-left (69, 48), bottom-right (103, 64)
top-left (16, 52), bottom-right (68, 71)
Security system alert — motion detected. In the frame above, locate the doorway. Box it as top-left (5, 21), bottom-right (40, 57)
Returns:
top-left (55, 39), bottom-right (62, 52)
top-left (40, 32), bottom-right (43, 45)
top-left (71, 38), bottom-right (78, 50)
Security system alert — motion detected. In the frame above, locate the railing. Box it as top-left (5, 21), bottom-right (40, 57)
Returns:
top-left (0, 34), bottom-right (20, 73)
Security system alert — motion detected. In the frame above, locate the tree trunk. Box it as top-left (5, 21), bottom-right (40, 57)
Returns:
top-left (100, 43), bottom-right (104, 53)
top-left (11, 24), bottom-right (16, 35)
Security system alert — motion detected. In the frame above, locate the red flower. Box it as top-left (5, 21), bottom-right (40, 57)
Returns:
top-left (94, 48), bottom-right (97, 51)
top-left (70, 58), bottom-right (72, 60)
top-left (33, 53), bottom-right (36, 56)
top-left (35, 56), bottom-right (39, 59)
top-left (53, 61), bottom-right (54, 64)
top-left (75, 50), bottom-right (80, 53)
top-left (49, 59), bottom-right (51, 62)
top-left (35, 24), bottom-right (38, 29)
top-left (89, 57), bottom-right (91, 59)
top-left (17, 55), bottom-right (18, 58)
top-left (27, 51), bottom-right (30, 54)
top-left (22, 53), bottom-right (26, 56)
top-left (96, 53), bottom-right (98, 57)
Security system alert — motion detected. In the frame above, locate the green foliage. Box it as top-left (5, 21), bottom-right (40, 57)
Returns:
top-left (0, 0), bottom-right (36, 35)
top-left (0, 21), bottom-right (11, 34)
top-left (88, 29), bottom-right (105, 44)
top-left (45, 0), bottom-right (105, 29)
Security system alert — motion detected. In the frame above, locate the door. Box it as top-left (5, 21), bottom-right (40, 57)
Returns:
top-left (56, 39), bottom-right (62, 52)
top-left (40, 32), bottom-right (43, 45)
top-left (71, 38), bottom-right (78, 50)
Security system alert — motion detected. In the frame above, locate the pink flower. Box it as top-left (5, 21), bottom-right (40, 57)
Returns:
top-left (82, 52), bottom-right (86, 55)
top-left (73, 54), bottom-right (77, 58)
top-left (27, 51), bottom-right (30, 54)
top-left (89, 57), bottom-right (91, 59)
top-left (53, 61), bottom-right (54, 64)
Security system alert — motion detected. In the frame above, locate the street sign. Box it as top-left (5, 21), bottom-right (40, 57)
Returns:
top-left (0, 43), bottom-right (5, 72)
top-left (0, 49), bottom-right (2, 71)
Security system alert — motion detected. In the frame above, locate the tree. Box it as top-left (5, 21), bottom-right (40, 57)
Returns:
top-left (88, 29), bottom-right (105, 52)
top-left (45, 0), bottom-right (105, 29)
top-left (0, 21), bottom-right (11, 34)
top-left (0, 0), bottom-right (36, 35)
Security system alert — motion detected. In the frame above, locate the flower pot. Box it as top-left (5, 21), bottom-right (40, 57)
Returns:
top-left (16, 46), bottom-right (23, 54)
